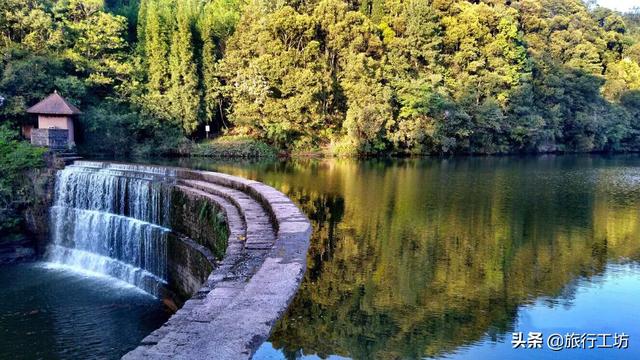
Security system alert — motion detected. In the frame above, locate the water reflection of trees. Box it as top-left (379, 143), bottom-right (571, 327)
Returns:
top-left (177, 156), bottom-right (640, 359)
top-left (259, 158), bottom-right (640, 360)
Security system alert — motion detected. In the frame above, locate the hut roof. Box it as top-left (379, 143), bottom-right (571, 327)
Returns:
top-left (26, 91), bottom-right (81, 115)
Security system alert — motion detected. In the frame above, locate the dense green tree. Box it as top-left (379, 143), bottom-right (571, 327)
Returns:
top-left (167, 0), bottom-right (200, 134)
top-left (142, 0), bottom-right (169, 93)
top-left (200, 0), bottom-right (241, 129)
top-left (134, 0), bottom-right (242, 136)
top-left (3, 0), bottom-right (640, 155)
top-left (320, 2), bottom-right (391, 152)
top-left (67, 11), bottom-right (132, 92)
top-left (0, 126), bottom-right (45, 233)
top-left (603, 58), bottom-right (640, 100)
top-left (222, 4), bottom-right (334, 148)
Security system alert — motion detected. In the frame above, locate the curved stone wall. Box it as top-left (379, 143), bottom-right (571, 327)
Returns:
top-left (165, 188), bottom-right (227, 303)
top-left (85, 164), bottom-right (313, 359)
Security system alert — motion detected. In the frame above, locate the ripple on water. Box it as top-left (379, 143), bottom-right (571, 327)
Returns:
top-left (0, 262), bottom-right (169, 360)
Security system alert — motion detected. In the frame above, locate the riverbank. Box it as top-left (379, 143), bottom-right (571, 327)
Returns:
top-left (132, 143), bottom-right (640, 162)
top-left (166, 130), bottom-right (640, 160)
top-left (181, 136), bottom-right (278, 158)
top-left (0, 127), bottom-right (59, 257)
top-left (0, 128), bottom-right (71, 263)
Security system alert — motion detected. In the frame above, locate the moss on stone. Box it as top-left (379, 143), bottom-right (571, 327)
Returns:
top-left (170, 188), bottom-right (229, 261)
top-left (197, 201), bottom-right (229, 260)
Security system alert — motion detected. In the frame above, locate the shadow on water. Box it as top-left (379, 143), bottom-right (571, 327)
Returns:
top-left (135, 155), bottom-right (640, 359)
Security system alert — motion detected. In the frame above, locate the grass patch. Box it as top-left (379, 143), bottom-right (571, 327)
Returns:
top-left (187, 136), bottom-right (277, 158)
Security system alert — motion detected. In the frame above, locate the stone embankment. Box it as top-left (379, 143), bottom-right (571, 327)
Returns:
top-left (83, 163), bottom-right (314, 360)
top-left (1, 151), bottom-right (72, 264)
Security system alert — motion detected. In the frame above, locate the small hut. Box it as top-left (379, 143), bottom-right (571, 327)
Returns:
top-left (26, 91), bottom-right (81, 149)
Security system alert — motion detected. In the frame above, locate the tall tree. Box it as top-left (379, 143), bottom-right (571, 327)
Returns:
top-left (200, 0), bottom-right (241, 129)
top-left (143, 0), bottom-right (169, 93)
top-left (168, 0), bottom-right (200, 134)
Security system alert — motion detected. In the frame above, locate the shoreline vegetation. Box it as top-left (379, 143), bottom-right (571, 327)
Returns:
top-left (0, 126), bottom-right (48, 247)
top-left (94, 134), bottom-right (640, 160)
top-left (182, 136), bottom-right (278, 158)
top-left (0, 1), bottom-right (640, 159)
top-left (160, 137), bottom-right (640, 159)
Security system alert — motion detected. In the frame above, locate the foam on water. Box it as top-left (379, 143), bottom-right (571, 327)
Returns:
top-left (39, 261), bottom-right (151, 297)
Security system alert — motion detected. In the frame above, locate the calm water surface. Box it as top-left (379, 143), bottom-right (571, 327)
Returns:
top-left (168, 155), bottom-right (640, 360)
top-left (3, 155), bottom-right (640, 359)
top-left (0, 262), bottom-right (169, 359)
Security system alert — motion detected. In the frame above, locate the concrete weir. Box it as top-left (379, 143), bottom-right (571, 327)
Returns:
top-left (63, 161), bottom-right (311, 360)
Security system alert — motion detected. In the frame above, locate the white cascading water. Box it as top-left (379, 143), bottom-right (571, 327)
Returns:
top-left (47, 162), bottom-right (175, 296)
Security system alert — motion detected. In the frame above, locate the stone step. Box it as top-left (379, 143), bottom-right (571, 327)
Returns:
top-left (139, 185), bottom-right (253, 347)
top-left (137, 181), bottom-right (277, 350)
top-left (171, 185), bottom-right (263, 288)
top-left (179, 180), bottom-right (276, 250)
top-left (173, 185), bottom-right (246, 248)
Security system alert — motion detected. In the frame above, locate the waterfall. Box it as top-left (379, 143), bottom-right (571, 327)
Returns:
top-left (47, 162), bottom-right (175, 296)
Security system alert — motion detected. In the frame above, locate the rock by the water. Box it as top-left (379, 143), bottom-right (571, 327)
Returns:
top-left (0, 242), bottom-right (37, 264)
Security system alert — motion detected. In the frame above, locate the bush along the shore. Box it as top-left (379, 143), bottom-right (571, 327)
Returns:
top-left (0, 126), bottom-right (46, 236)
top-left (185, 136), bottom-right (277, 158)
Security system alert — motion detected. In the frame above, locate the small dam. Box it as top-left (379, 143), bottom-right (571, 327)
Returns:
top-left (45, 161), bottom-right (311, 359)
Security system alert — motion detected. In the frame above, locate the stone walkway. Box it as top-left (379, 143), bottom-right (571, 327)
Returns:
top-left (120, 166), bottom-right (311, 360)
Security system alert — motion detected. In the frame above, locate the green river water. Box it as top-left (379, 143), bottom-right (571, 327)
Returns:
top-left (2, 155), bottom-right (640, 359)
top-left (181, 155), bottom-right (640, 360)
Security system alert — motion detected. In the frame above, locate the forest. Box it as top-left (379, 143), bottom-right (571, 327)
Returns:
top-left (1, 0), bottom-right (640, 156)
